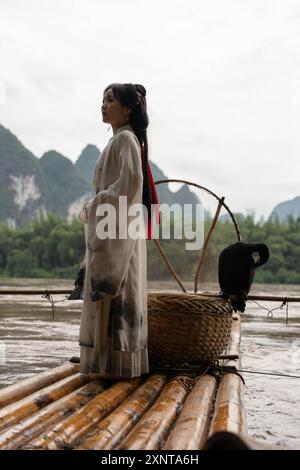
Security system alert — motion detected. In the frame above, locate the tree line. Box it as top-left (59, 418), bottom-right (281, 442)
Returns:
top-left (0, 213), bottom-right (299, 284)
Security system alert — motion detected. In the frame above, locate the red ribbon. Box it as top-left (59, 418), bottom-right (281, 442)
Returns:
top-left (141, 144), bottom-right (160, 240)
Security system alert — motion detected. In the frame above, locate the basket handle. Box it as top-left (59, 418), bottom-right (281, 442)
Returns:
top-left (194, 197), bottom-right (224, 294)
top-left (152, 179), bottom-right (242, 294)
top-left (153, 238), bottom-right (187, 292)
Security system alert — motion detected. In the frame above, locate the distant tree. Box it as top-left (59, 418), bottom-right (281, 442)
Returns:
top-left (0, 212), bottom-right (300, 283)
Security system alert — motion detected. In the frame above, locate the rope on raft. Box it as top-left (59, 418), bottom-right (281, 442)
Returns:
top-left (250, 298), bottom-right (290, 325)
top-left (150, 364), bottom-right (300, 381)
top-left (41, 291), bottom-right (70, 320)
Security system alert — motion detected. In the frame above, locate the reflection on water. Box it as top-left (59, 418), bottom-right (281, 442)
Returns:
top-left (0, 278), bottom-right (299, 449)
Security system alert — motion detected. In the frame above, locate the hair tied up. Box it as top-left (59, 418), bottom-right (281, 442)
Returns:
top-left (134, 83), bottom-right (146, 97)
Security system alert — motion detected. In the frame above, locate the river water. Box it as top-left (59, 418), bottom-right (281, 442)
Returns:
top-left (0, 278), bottom-right (299, 450)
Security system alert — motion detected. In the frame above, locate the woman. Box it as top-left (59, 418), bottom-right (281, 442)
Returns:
top-left (78, 83), bottom-right (159, 379)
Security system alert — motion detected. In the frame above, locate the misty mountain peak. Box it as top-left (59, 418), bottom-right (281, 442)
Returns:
top-left (75, 144), bottom-right (101, 186)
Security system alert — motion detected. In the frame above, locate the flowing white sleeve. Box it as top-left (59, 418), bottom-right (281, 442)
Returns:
top-left (85, 132), bottom-right (144, 298)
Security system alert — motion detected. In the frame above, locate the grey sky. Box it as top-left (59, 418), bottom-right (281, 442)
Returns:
top-left (1, 0), bottom-right (300, 218)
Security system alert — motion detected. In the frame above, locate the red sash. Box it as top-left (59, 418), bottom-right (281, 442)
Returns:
top-left (141, 145), bottom-right (160, 239)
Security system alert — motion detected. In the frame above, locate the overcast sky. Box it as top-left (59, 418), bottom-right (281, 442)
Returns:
top-left (1, 0), bottom-right (300, 218)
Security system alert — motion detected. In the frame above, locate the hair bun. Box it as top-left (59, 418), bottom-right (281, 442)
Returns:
top-left (134, 84), bottom-right (146, 97)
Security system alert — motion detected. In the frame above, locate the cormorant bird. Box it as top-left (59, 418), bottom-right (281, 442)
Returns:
top-left (218, 242), bottom-right (269, 312)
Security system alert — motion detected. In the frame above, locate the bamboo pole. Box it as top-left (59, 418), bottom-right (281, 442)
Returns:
top-left (0, 289), bottom-right (71, 295)
top-left (0, 373), bottom-right (90, 433)
top-left (207, 315), bottom-right (247, 439)
top-left (199, 293), bottom-right (300, 303)
top-left (117, 377), bottom-right (188, 450)
top-left (1, 289), bottom-right (300, 303)
top-left (80, 375), bottom-right (166, 450)
top-left (153, 239), bottom-right (187, 293)
top-left (27, 378), bottom-right (141, 450)
top-left (0, 381), bottom-right (104, 450)
top-left (0, 361), bottom-right (79, 408)
top-left (222, 313), bottom-right (241, 359)
top-left (208, 371), bottom-right (247, 437)
top-left (247, 294), bottom-right (299, 302)
top-left (163, 375), bottom-right (217, 450)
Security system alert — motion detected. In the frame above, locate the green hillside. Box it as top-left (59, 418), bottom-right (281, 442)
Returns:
top-left (40, 150), bottom-right (90, 213)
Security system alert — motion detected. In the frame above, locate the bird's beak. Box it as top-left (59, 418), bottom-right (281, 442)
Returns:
top-left (251, 251), bottom-right (261, 265)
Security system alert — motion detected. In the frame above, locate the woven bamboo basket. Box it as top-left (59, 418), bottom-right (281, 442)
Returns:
top-left (147, 179), bottom-right (240, 367)
top-left (147, 292), bottom-right (233, 366)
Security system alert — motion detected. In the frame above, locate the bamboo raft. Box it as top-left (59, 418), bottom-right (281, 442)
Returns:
top-left (0, 314), bottom-right (246, 450)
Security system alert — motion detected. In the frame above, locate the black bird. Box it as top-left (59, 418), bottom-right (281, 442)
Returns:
top-left (218, 242), bottom-right (269, 312)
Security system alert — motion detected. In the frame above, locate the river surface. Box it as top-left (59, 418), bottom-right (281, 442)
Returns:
top-left (0, 278), bottom-right (299, 450)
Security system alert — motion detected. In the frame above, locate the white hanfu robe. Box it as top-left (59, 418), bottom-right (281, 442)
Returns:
top-left (78, 124), bottom-right (148, 377)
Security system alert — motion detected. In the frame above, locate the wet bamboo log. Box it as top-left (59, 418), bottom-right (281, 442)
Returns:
top-left (163, 375), bottom-right (217, 450)
top-left (223, 313), bottom-right (240, 358)
top-left (207, 372), bottom-right (247, 437)
top-left (0, 381), bottom-right (104, 450)
top-left (27, 378), bottom-right (141, 450)
top-left (0, 373), bottom-right (90, 433)
top-left (208, 314), bottom-right (247, 438)
top-left (118, 377), bottom-right (188, 450)
top-left (0, 361), bottom-right (79, 408)
top-left (80, 375), bottom-right (166, 450)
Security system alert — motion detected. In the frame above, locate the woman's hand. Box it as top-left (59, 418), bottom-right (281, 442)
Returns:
top-left (90, 278), bottom-right (106, 302)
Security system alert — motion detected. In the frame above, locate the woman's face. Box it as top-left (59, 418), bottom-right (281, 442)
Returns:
top-left (101, 88), bottom-right (130, 128)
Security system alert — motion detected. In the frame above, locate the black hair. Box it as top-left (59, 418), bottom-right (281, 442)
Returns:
top-left (104, 83), bottom-right (153, 220)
